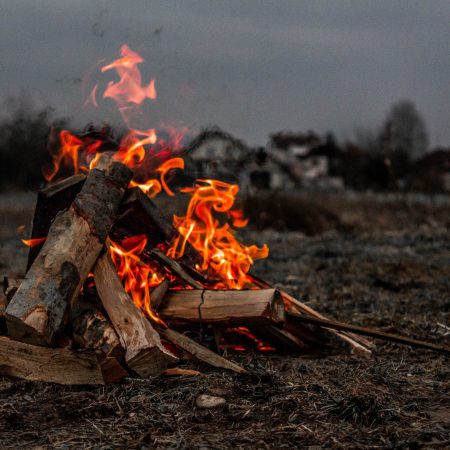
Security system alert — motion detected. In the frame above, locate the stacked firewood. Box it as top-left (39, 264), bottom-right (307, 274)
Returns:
top-left (0, 154), bottom-right (374, 385)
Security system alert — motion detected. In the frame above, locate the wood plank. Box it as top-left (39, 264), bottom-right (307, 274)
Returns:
top-left (159, 288), bottom-right (285, 326)
top-left (162, 328), bottom-right (246, 373)
top-left (94, 253), bottom-right (178, 378)
top-left (0, 336), bottom-right (104, 385)
top-left (6, 154), bottom-right (132, 346)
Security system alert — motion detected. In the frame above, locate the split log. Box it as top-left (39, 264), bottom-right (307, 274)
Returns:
top-left (6, 153), bottom-right (132, 346)
top-left (0, 336), bottom-right (104, 385)
top-left (150, 279), bottom-right (170, 312)
top-left (70, 295), bottom-right (128, 383)
top-left (159, 288), bottom-right (285, 326)
top-left (26, 174), bottom-right (86, 270)
top-left (94, 253), bottom-right (178, 377)
top-left (162, 328), bottom-right (246, 373)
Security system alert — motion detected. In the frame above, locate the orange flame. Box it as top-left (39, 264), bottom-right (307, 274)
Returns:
top-left (109, 235), bottom-right (165, 324)
top-left (101, 44), bottom-right (156, 123)
top-left (168, 179), bottom-right (268, 289)
top-left (22, 237), bottom-right (47, 247)
top-left (156, 157), bottom-right (184, 196)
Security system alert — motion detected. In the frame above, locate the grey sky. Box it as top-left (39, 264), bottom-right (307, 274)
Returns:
top-left (1, 1), bottom-right (449, 147)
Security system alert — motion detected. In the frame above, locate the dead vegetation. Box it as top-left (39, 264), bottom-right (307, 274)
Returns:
top-left (0, 192), bottom-right (449, 448)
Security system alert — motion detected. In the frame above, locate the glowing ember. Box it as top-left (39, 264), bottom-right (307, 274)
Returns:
top-left (21, 237), bottom-right (47, 247)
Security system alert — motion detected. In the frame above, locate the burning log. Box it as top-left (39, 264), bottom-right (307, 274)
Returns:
top-left (93, 252), bottom-right (178, 377)
top-left (6, 153), bottom-right (132, 346)
top-left (159, 288), bottom-right (285, 326)
top-left (0, 336), bottom-right (103, 384)
top-left (150, 279), bottom-right (170, 312)
top-left (162, 328), bottom-right (246, 373)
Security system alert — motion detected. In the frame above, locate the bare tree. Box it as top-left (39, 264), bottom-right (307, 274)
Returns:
top-left (383, 100), bottom-right (428, 160)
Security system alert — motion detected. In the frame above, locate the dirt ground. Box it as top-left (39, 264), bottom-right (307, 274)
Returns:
top-left (0, 191), bottom-right (449, 449)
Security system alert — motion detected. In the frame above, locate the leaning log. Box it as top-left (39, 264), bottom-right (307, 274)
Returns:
top-left (94, 253), bottom-right (178, 377)
top-left (159, 288), bottom-right (285, 326)
top-left (162, 328), bottom-right (246, 373)
top-left (0, 336), bottom-right (104, 385)
top-left (6, 153), bottom-right (132, 346)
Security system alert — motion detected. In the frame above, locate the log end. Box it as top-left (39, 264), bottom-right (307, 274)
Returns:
top-left (126, 345), bottom-right (178, 378)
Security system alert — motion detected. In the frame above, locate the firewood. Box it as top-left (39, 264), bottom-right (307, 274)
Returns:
top-left (150, 249), bottom-right (204, 289)
top-left (280, 290), bottom-right (373, 356)
top-left (0, 336), bottom-right (104, 385)
top-left (113, 187), bottom-right (202, 268)
top-left (150, 279), bottom-right (170, 312)
top-left (6, 153), bottom-right (132, 346)
top-left (26, 174), bottom-right (86, 270)
top-left (70, 295), bottom-right (128, 382)
top-left (162, 328), bottom-right (246, 373)
top-left (94, 252), bottom-right (178, 377)
top-left (288, 313), bottom-right (450, 355)
top-left (159, 288), bottom-right (285, 326)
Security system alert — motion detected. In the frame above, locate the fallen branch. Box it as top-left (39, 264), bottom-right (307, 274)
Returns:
top-left (288, 313), bottom-right (450, 355)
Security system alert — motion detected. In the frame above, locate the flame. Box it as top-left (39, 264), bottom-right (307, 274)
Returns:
top-left (168, 179), bottom-right (268, 289)
top-left (156, 157), bottom-right (184, 196)
top-left (109, 235), bottom-right (165, 324)
top-left (22, 237), bottom-right (47, 247)
top-left (101, 44), bottom-right (156, 124)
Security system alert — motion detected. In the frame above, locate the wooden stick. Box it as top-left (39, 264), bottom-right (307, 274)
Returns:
top-left (281, 290), bottom-right (374, 352)
top-left (0, 336), bottom-right (104, 385)
top-left (94, 253), bottom-right (178, 377)
top-left (159, 288), bottom-right (285, 326)
top-left (288, 313), bottom-right (450, 355)
top-left (6, 154), bottom-right (132, 346)
top-left (150, 249), bottom-right (204, 289)
top-left (162, 328), bottom-right (246, 373)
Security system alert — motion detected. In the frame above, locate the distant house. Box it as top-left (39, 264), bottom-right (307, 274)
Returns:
top-left (269, 131), bottom-right (344, 189)
top-left (407, 149), bottom-right (450, 193)
top-left (183, 127), bottom-right (252, 190)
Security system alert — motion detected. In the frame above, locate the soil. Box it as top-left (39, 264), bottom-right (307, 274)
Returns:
top-left (0, 192), bottom-right (449, 449)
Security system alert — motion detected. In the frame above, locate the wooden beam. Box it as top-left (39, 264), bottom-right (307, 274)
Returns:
top-left (94, 253), bottom-right (178, 377)
top-left (0, 336), bottom-right (104, 385)
top-left (162, 328), bottom-right (246, 373)
top-left (159, 288), bottom-right (285, 326)
top-left (6, 153), bottom-right (132, 346)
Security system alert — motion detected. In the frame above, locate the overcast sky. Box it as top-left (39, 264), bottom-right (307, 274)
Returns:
top-left (1, 1), bottom-right (449, 147)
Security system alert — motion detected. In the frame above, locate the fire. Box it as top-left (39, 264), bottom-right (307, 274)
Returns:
top-left (109, 235), bottom-right (165, 324)
top-left (37, 45), bottom-right (270, 337)
top-left (22, 237), bottom-right (46, 247)
top-left (101, 44), bottom-right (156, 124)
top-left (168, 179), bottom-right (268, 289)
